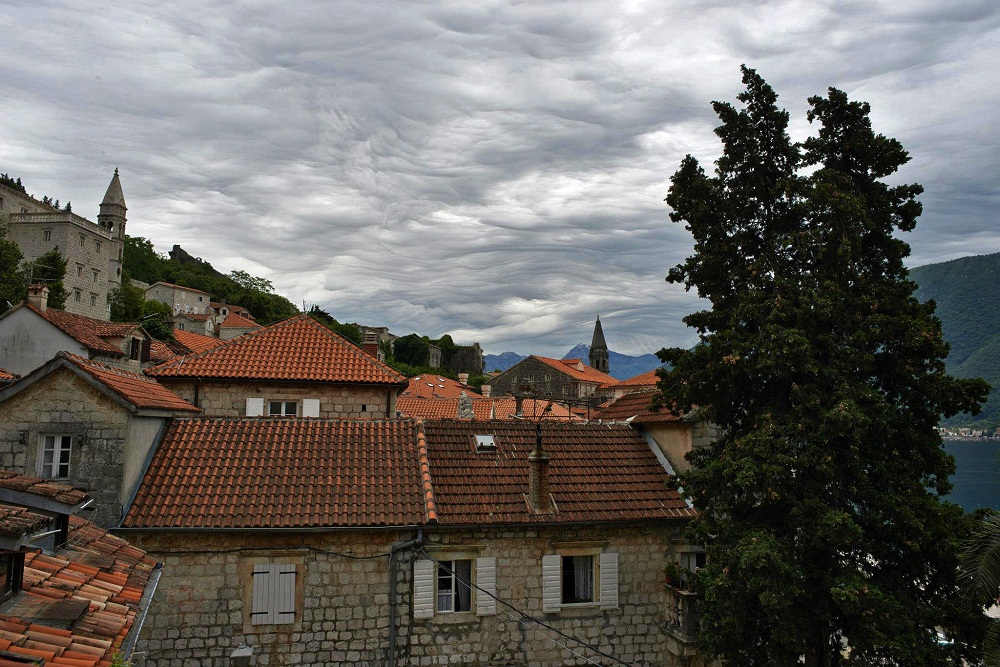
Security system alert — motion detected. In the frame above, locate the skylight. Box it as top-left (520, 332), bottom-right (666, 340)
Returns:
top-left (474, 435), bottom-right (496, 452)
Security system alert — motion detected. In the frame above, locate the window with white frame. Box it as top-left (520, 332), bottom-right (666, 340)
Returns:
top-left (250, 563), bottom-right (296, 625)
top-left (269, 400), bottom-right (298, 417)
top-left (542, 551), bottom-right (618, 612)
top-left (413, 556), bottom-right (496, 619)
top-left (38, 435), bottom-right (72, 479)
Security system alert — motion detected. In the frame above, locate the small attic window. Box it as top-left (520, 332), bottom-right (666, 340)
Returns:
top-left (474, 435), bottom-right (496, 452)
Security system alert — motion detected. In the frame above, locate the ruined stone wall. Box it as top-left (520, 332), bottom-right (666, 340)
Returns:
top-left (124, 522), bottom-right (700, 667)
top-left (157, 379), bottom-right (398, 419)
top-left (0, 369), bottom-right (149, 526)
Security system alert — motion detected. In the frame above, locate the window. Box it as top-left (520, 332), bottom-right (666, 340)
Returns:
top-left (77, 265), bottom-right (83, 277)
top-left (129, 338), bottom-right (141, 360)
top-left (250, 563), bottom-right (296, 625)
top-left (73, 290), bottom-right (81, 302)
top-left (542, 551), bottom-right (618, 612)
top-left (413, 556), bottom-right (496, 619)
top-left (39, 435), bottom-right (71, 479)
top-left (80, 234), bottom-right (85, 247)
top-left (269, 401), bottom-right (297, 417)
top-left (93, 269), bottom-right (99, 282)
top-left (95, 241), bottom-right (101, 253)
top-left (43, 230), bottom-right (51, 242)
top-left (90, 294), bottom-right (97, 307)
top-left (437, 560), bottom-right (472, 612)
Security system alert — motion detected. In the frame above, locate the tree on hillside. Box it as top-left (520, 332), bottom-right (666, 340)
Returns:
top-left (228, 269), bottom-right (274, 294)
top-left (307, 305), bottom-right (362, 345)
top-left (0, 225), bottom-right (24, 309)
top-left (26, 248), bottom-right (68, 310)
top-left (657, 67), bottom-right (991, 666)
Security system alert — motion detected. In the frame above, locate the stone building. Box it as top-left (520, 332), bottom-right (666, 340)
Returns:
top-left (2, 170), bottom-right (127, 320)
top-left (0, 285), bottom-right (170, 376)
top-left (488, 354), bottom-right (619, 406)
top-left (118, 418), bottom-right (704, 667)
top-left (144, 281), bottom-right (212, 316)
top-left (0, 352), bottom-right (199, 527)
top-left (145, 313), bottom-right (408, 419)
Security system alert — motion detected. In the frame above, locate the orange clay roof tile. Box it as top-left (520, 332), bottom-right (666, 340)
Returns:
top-left (0, 471), bottom-right (89, 505)
top-left (61, 354), bottom-right (200, 413)
top-left (219, 312), bottom-right (260, 329)
top-left (146, 315), bottom-right (406, 384)
top-left (122, 418), bottom-right (430, 529)
top-left (591, 389), bottom-right (684, 424)
top-left (531, 355), bottom-right (620, 385)
top-left (420, 420), bottom-right (694, 525)
top-left (23, 305), bottom-right (133, 357)
top-left (171, 329), bottom-right (225, 354)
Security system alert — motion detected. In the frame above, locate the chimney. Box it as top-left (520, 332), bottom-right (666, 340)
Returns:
top-left (27, 284), bottom-right (49, 312)
top-left (480, 384), bottom-right (491, 398)
top-left (527, 424), bottom-right (553, 513)
top-left (458, 372), bottom-right (469, 385)
top-left (362, 331), bottom-right (383, 361)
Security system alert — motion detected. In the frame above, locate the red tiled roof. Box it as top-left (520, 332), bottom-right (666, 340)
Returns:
top-left (122, 418), bottom-right (430, 529)
top-left (219, 312), bottom-right (260, 329)
top-left (149, 281), bottom-right (209, 295)
top-left (61, 354), bottom-right (200, 413)
top-left (401, 375), bottom-right (475, 399)
top-left (0, 471), bottom-right (89, 506)
top-left (421, 420), bottom-right (694, 525)
top-left (397, 397), bottom-right (578, 421)
top-left (171, 329), bottom-right (224, 354)
top-left (533, 355), bottom-right (620, 385)
top-left (592, 389), bottom-right (683, 424)
top-left (146, 315), bottom-right (406, 385)
top-left (23, 305), bottom-right (131, 357)
top-left (0, 368), bottom-right (16, 382)
top-left (0, 516), bottom-right (158, 665)
top-left (147, 339), bottom-right (180, 364)
top-left (0, 503), bottom-right (50, 539)
top-left (601, 368), bottom-right (662, 390)
top-left (176, 312), bottom-right (212, 322)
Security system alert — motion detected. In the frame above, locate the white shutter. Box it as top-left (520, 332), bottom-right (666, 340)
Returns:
top-left (251, 564), bottom-right (296, 625)
top-left (542, 554), bottom-right (561, 612)
top-left (302, 398), bottom-right (320, 418)
top-left (476, 557), bottom-right (496, 616)
top-left (413, 559), bottom-right (436, 619)
top-left (246, 397), bottom-right (264, 417)
top-left (599, 552), bottom-right (618, 610)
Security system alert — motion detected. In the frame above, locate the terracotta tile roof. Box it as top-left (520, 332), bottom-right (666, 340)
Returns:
top-left (601, 368), bottom-right (662, 390)
top-left (421, 420), bottom-right (695, 525)
top-left (401, 375), bottom-right (475, 399)
top-left (171, 329), bottom-right (224, 355)
top-left (0, 503), bottom-right (50, 539)
top-left (147, 339), bottom-right (180, 364)
top-left (23, 305), bottom-right (131, 357)
top-left (219, 312), bottom-right (260, 329)
top-left (176, 313), bottom-right (212, 322)
top-left (0, 369), bottom-right (16, 382)
top-left (146, 315), bottom-right (406, 385)
top-left (0, 516), bottom-right (158, 666)
top-left (397, 397), bottom-right (578, 421)
top-left (122, 418), bottom-right (430, 529)
top-left (0, 471), bottom-right (89, 506)
top-left (591, 389), bottom-right (683, 424)
top-left (61, 354), bottom-right (200, 413)
top-left (533, 356), bottom-right (620, 386)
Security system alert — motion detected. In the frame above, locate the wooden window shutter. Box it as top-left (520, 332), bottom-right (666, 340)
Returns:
top-left (541, 554), bottom-right (561, 612)
top-left (302, 398), bottom-right (320, 418)
top-left (413, 559), bottom-right (435, 619)
top-left (251, 564), bottom-right (296, 625)
top-left (246, 397), bottom-right (264, 417)
top-left (599, 552), bottom-right (619, 610)
top-left (475, 557), bottom-right (496, 616)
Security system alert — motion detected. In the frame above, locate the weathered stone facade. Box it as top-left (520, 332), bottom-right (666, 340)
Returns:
top-left (489, 357), bottom-right (605, 404)
top-left (157, 379), bottom-right (399, 418)
top-left (123, 522), bottom-right (703, 667)
top-left (0, 369), bottom-right (165, 527)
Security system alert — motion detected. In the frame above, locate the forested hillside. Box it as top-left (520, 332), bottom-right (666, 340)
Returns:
top-left (123, 236), bottom-right (299, 325)
top-left (911, 252), bottom-right (1000, 429)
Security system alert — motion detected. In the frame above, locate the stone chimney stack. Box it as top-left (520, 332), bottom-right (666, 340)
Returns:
top-left (481, 384), bottom-right (491, 398)
top-left (458, 372), bottom-right (469, 385)
top-left (27, 284), bottom-right (49, 312)
top-left (527, 424), bottom-right (553, 514)
top-left (362, 331), bottom-right (383, 361)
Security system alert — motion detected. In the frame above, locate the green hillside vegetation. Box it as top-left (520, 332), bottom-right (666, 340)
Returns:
top-left (122, 236), bottom-right (298, 325)
top-left (911, 253), bottom-right (1000, 430)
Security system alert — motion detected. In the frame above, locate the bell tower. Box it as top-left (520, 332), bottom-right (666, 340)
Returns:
top-left (589, 316), bottom-right (609, 374)
top-left (98, 169), bottom-right (128, 297)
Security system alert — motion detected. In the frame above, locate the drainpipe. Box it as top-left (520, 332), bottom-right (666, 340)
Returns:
top-left (388, 529), bottom-right (423, 667)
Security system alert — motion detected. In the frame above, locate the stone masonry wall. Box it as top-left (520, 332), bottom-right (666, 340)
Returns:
top-left (124, 522), bottom-right (698, 667)
top-left (158, 380), bottom-right (398, 419)
top-left (489, 358), bottom-right (582, 401)
top-left (0, 369), bottom-right (138, 526)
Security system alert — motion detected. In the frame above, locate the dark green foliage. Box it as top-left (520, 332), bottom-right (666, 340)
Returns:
top-left (121, 237), bottom-right (298, 325)
top-left (960, 511), bottom-right (1000, 665)
top-left (0, 174), bottom-right (26, 194)
top-left (911, 254), bottom-right (1000, 430)
top-left (109, 269), bottom-right (172, 340)
top-left (393, 333), bottom-right (434, 368)
top-left (658, 67), bottom-right (990, 666)
top-left (28, 248), bottom-right (68, 309)
top-left (306, 306), bottom-right (361, 346)
top-left (0, 227), bottom-right (24, 309)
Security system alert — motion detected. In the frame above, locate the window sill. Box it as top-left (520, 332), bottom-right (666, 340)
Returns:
top-left (422, 611), bottom-right (478, 625)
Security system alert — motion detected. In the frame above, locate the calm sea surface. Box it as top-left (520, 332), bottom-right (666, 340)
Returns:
top-left (943, 439), bottom-right (1000, 511)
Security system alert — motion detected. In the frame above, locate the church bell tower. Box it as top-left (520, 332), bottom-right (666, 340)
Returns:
top-left (589, 316), bottom-right (609, 374)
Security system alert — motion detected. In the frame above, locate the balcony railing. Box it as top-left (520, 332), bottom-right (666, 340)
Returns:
top-left (664, 584), bottom-right (701, 644)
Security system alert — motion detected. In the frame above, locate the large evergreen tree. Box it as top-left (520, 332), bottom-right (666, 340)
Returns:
top-left (27, 248), bottom-right (68, 310)
top-left (658, 67), bottom-right (990, 666)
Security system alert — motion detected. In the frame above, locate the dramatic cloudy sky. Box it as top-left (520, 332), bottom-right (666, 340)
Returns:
top-left (2, 1), bottom-right (997, 357)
